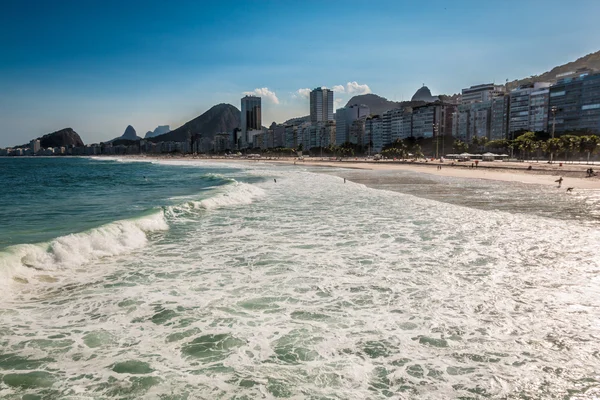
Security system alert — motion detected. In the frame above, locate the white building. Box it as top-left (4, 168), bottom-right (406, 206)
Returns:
top-left (30, 140), bottom-right (41, 155)
top-left (461, 83), bottom-right (505, 105)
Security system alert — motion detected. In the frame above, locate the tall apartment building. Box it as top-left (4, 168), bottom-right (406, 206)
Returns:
top-left (335, 104), bottom-right (370, 145)
top-left (461, 84), bottom-right (505, 105)
top-left (455, 83), bottom-right (508, 142)
top-left (411, 102), bottom-right (456, 139)
top-left (490, 94), bottom-right (510, 140)
top-left (548, 71), bottom-right (600, 134)
top-left (349, 118), bottom-right (367, 146)
top-left (509, 83), bottom-right (551, 134)
top-left (310, 87), bottom-right (334, 123)
top-left (365, 115), bottom-right (384, 153)
top-left (241, 95), bottom-right (262, 147)
top-left (29, 139), bottom-right (40, 155)
top-left (529, 87), bottom-right (550, 132)
top-left (382, 108), bottom-right (412, 143)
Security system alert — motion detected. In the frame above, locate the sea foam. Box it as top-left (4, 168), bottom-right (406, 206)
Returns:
top-left (0, 211), bottom-right (168, 287)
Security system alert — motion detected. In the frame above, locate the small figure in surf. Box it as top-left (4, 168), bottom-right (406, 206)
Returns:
top-left (566, 187), bottom-right (574, 193)
top-left (274, 178), bottom-right (277, 183)
top-left (555, 176), bottom-right (563, 187)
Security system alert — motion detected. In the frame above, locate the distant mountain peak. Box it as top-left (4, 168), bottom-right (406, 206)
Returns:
top-left (144, 125), bottom-right (170, 138)
top-left (122, 125), bottom-right (137, 140)
top-left (147, 103), bottom-right (240, 143)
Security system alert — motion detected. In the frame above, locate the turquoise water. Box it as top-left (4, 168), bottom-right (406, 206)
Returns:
top-left (1, 157), bottom-right (600, 399)
top-left (0, 157), bottom-right (237, 249)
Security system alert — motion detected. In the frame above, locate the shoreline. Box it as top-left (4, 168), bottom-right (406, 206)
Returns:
top-left (112, 155), bottom-right (600, 190)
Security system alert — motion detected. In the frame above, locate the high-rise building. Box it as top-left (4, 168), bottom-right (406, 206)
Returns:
top-left (548, 71), bottom-right (600, 135)
top-left (30, 139), bottom-right (40, 155)
top-left (456, 83), bottom-right (507, 142)
top-left (411, 103), bottom-right (456, 139)
top-left (509, 83), bottom-right (551, 134)
top-left (241, 95), bottom-right (262, 147)
top-left (490, 94), bottom-right (510, 140)
top-left (365, 115), bottom-right (384, 153)
top-left (310, 87), bottom-right (334, 123)
top-left (335, 104), bottom-right (370, 145)
top-left (529, 87), bottom-right (550, 132)
top-left (461, 83), bottom-right (505, 105)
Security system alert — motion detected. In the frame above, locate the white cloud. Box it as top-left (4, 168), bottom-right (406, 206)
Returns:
top-left (332, 85), bottom-right (345, 93)
top-left (296, 88), bottom-right (311, 99)
top-left (346, 81), bottom-right (371, 95)
top-left (243, 88), bottom-right (280, 104)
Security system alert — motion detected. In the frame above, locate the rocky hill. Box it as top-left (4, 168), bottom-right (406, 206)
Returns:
top-left (345, 94), bottom-right (427, 115)
top-left (148, 103), bottom-right (240, 143)
top-left (27, 128), bottom-right (85, 148)
top-left (507, 50), bottom-right (600, 90)
top-left (145, 125), bottom-right (170, 138)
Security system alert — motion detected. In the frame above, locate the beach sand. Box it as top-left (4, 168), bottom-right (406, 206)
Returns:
top-left (118, 155), bottom-right (600, 190)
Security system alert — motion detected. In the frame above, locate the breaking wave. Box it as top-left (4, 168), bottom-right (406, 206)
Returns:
top-left (0, 211), bottom-right (168, 287)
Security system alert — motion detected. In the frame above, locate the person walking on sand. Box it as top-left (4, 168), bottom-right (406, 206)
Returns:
top-left (555, 176), bottom-right (563, 188)
top-left (344, 178), bottom-right (346, 183)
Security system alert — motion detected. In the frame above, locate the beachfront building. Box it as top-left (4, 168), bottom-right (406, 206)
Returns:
top-left (461, 83), bottom-right (505, 105)
top-left (509, 83), bottom-right (551, 135)
top-left (241, 95), bottom-right (261, 147)
top-left (548, 71), bottom-right (600, 134)
top-left (29, 140), bottom-right (40, 155)
top-left (365, 115), bottom-right (384, 153)
top-left (316, 121), bottom-right (336, 148)
top-left (529, 86), bottom-right (550, 133)
top-left (349, 117), bottom-right (367, 146)
top-left (268, 123), bottom-right (286, 148)
top-left (490, 94), bottom-right (510, 140)
top-left (310, 87), bottom-right (334, 123)
top-left (383, 108), bottom-right (412, 143)
top-left (284, 124), bottom-right (298, 148)
top-left (411, 102), bottom-right (456, 139)
top-left (214, 133), bottom-right (231, 152)
top-left (335, 104), bottom-right (370, 145)
top-left (455, 83), bottom-right (508, 142)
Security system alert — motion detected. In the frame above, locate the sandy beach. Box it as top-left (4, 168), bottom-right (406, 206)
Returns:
top-left (124, 155), bottom-right (600, 190)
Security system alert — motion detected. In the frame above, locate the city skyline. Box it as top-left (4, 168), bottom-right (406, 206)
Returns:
top-left (2, 0), bottom-right (600, 147)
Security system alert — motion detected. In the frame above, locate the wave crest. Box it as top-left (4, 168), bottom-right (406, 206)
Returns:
top-left (0, 211), bottom-right (168, 286)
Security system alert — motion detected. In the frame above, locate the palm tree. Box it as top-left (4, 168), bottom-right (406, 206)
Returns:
top-left (544, 138), bottom-right (563, 163)
top-left (560, 135), bottom-right (580, 163)
top-left (580, 135), bottom-right (600, 164)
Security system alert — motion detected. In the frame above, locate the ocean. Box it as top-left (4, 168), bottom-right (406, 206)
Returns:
top-left (1, 156), bottom-right (600, 399)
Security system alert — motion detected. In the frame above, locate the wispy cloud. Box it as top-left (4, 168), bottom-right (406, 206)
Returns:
top-left (243, 88), bottom-right (280, 104)
top-left (332, 85), bottom-right (345, 93)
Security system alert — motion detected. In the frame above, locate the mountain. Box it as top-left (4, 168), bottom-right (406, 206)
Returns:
top-left (144, 125), bottom-right (170, 138)
top-left (148, 103), bottom-right (240, 143)
top-left (108, 125), bottom-right (142, 142)
top-left (283, 115), bottom-right (310, 125)
top-left (345, 94), bottom-right (428, 115)
top-left (507, 50), bottom-right (600, 90)
top-left (345, 94), bottom-right (400, 115)
top-left (25, 128), bottom-right (85, 148)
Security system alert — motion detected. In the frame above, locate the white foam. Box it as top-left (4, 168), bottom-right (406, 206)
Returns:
top-left (195, 182), bottom-right (265, 210)
top-left (165, 182), bottom-right (265, 217)
top-left (0, 211), bottom-right (168, 288)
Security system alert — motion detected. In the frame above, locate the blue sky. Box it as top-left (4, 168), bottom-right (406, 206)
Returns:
top-left (2, 0), bottom-right (600, 146)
